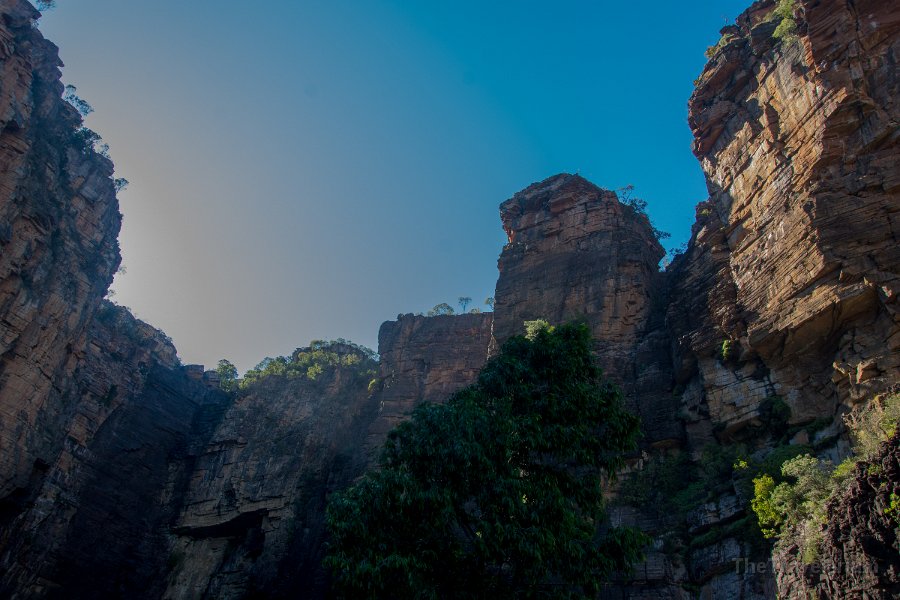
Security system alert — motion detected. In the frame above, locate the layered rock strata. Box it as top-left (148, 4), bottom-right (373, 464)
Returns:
top-left (679, 0), bottom-right (900, 442)
top-left (0, 302), bottom-right (227, 598)
top-left (492, 174), bottom-right (680, 447)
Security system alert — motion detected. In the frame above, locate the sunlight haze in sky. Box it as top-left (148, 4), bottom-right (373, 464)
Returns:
top-left (40, 0), bottom-right (750, 372)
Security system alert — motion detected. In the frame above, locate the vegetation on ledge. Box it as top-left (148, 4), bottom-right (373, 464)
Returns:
top-left (226, 339), bottom-right (378, 391)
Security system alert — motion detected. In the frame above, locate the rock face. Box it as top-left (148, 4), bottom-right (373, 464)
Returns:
top-left (492, 174), bottom-right (663, 371)
top-left (679, 0), bottom-right (900, 441)
top-left (0, 301), bottom-right (227, 598)
top-left (0, 3), bottom-right (227, 596)
top-left (658, 0), bottom-right (900, 595)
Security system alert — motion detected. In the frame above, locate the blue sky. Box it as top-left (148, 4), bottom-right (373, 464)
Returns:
top-left (40, 0), bottom-right (750, 371)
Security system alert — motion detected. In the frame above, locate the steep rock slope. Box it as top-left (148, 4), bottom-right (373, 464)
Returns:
top-left (678, 0), bottom-right (900, 443)
top-left (0, 0), bottom-right (122, 501)
top-left (0, 0), bottom-right (897, 597)
top-left (0, 302), bottom-right (228, 598)
top-left (643, 0), bottom-right (900, 595)
top-left (0, 2), bottom-right (228, 596)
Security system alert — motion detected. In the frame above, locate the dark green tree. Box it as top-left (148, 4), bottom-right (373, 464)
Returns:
top-left (325, 323), bottom-right (646, 599)
top-left (215, 359), bottom-right (238, 393)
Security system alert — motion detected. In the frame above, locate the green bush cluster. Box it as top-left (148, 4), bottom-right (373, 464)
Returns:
top-left (750, 455), bottom-right (831, 563)
top-left (750, 394), bottom-right (900, 562)
top-left (239, 339), bottom-right (377, 389)
top-left (886, 493), bottom-right (900, 526)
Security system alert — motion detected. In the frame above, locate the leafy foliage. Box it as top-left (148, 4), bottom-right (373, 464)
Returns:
top-left (325, 323), bottom-right (646, 598)
top-left (458, 296), bottom-right (472, 313)
top-left (485, 296), bottom-right (495, 310)
top-left (239, 339), bottom-right (377, 389)
top-left (63, 85), bottom-right (93, 117)
top-left (615, 185), bottom-right (670, 242)
top-left (719, 339), bottom-right (733, 362)
top-left (523, 318), bottom-right (551, 340)
top-left (750, 455), bottom-right (830, 562)
top-left (750, 394), bottom-right (900, 562)
top-left (886, 492), bottom-right (900, 526)
top-left (844, 394), bottom-right (900, 462)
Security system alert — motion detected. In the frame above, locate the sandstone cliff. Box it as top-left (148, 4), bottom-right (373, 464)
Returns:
top-left (661, 0), bottom-right (900, 595)
top-left (0, 3), bottom-right (229, 596)
top-left (680, 0), bottom-right (900, 439)
top-left (492, 174), bottom-right (680, 448)
top-left (0, 0), bottom-right (897, 597)
top-left (0, 0), bottom-right (122, 503)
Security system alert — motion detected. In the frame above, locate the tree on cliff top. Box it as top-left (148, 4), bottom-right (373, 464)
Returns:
top-left (325, 323), bottom-right (646, 599)
top-left (426, 302), bottom-right (455, 316)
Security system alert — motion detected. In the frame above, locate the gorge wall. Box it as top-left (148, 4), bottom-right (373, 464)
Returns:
top-left (0, 0), bottom-right (897, 598)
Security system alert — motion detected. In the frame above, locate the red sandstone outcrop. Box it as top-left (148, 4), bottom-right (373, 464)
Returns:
top-left (492, 174), bottom-right (681, 447)
top-left (492, 174), bottom-right (663, 370)
top-left (677, 0), bottom-right (900, 443)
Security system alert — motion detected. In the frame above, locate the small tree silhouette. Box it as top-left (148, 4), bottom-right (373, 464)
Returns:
top-left (458, 296), bottom-right (472, 313)
top-left (427, 303), bottom-right (455, 317)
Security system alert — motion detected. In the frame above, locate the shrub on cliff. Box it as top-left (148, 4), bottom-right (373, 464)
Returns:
top-left (750, 394), bottom-right (900, 563)
top-left (239, 339), bottom-right (377, 388)
top-left (325, 323), bottom-right (646, 598)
